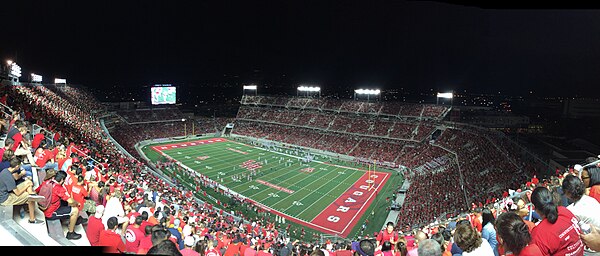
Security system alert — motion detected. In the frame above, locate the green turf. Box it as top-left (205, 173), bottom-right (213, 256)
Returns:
top-left (141, 136), bottom-right (403, 240)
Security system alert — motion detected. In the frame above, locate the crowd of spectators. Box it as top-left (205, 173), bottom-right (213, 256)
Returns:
top-left (240, 95), bottom-right (448, 118)
top-left (117, 108), bottom-right (188, 124)
top-left (236, 105), bottom-right (438, 143)
top-left (4, 83), bottom-right (599, 256)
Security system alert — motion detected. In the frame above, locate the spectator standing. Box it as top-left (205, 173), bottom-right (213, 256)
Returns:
top-left (530, 186), bottom-right (584, 256)
top-left (481, 208), bottom-right (499, 256)
top-left (378, 222), bottom-right (400, 250)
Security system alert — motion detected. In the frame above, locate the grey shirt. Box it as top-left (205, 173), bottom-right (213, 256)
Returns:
top-left (0, 168), bottom-right (17, 204)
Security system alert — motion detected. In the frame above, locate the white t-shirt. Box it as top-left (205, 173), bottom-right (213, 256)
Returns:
top-left (102, 196), bottom-right (127, 229)
top-left (462, 239), bottom-right (495, 256)
top-left (567, 195), bottom-right (600, 228)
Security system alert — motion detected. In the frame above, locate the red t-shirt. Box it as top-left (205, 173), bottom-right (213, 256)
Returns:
top-left (376, 230), bottom-right (399, 247)
top-left (32, 133), bottom-right (45, 149)
top-left (519, 243), bottom-right (543, 256)
top-left (472, 216), bottom-right (483, 232)
top-left (531, 206), bottom-right (584, 256)
top-left (38, 181), bottom-right (70, 218)
top-left (98, 230), bottom-right (127, 254)
top-left (137, 235), bottom-right (153, 254)
top-left (10, 131), bottom-right (22, 152)
top-left (86, 216), bottom-right (105, 246)
top-left (57, 157), bottom-right (68, 171)
top-left (125, 225), bottom-right (145, 253)
top-left (589, 185), bottom-right (600, 204)
top-left (34, 148), bottom-right (54, 167)
top-left (0, 148), bottom-right (6, 161)
top-left (70, 183), bottom-right (87, 212)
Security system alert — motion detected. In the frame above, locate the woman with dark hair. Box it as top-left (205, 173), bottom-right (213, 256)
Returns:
top-left (562, 174), bottom-right (600, 228)
top-left (453, 224), bottom-right (494, 256)
top-left (530, 186), bottom-right (584, 256)
top-left (481, 208), bottom-right (499, 256)
top-left (562, 174), bottom-right (600, 255)
top-left (495, 212), bottom-right (542, 256)
top-left (431, 233), bottom-right (450, 256)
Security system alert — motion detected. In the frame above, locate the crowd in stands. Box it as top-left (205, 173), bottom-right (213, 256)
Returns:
top-left (117, 108), bottom-right (188, 124)
top-left (237, 106), bottom-right (435, 142)
top-left (0, 83), bottom-right (297, 255)
top-left (2, 83), bottom-right (600, 256)
top-left (234, 97), bottom-right (547, 234)
top-left (241, 95), bottom-right (448, 119)
top-left (391, 158), bottom-right (600, 256)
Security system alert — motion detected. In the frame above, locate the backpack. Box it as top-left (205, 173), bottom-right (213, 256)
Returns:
top-left (37, 181), bottom-right (56, 211)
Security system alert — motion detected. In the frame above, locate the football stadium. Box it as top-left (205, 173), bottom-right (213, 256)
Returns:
top-left (1, 2), bottom-right (600, 256)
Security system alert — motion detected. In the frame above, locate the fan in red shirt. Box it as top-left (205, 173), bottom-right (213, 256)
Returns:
top-left (125, 216), bottom-right (145, 253)
top-left (377, 222), bottom-right (400, 250)
top-left (86, 205), bottom-right (105, 246)
top-left (206, 239), bottom-right (221, 256)
top-left (530, 187), bottom-right (584, 256)
top-left (70, 175), bottom-right (88, 213)
top-left (31, 132), bottom-right (45, 150)
top-left (496, 211), bottom-right (542, 256)
top-left (99, 216), bottom-right (126, 254)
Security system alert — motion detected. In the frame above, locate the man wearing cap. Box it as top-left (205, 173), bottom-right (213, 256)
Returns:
top-left (86, 204), bottom-right (106, 246)
top-left (181, 236), bottom-right (200, 256)
top-left (169, 218), bottom-right (185, 250)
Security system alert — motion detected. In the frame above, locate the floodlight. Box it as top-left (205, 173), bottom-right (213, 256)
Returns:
top-left (54, 78), bottom-right (67, 84)
top-left (31, 73), bottom-right (43, 82)
top-left (354, 89), bottom-right (381, 95)
top-left (6, 60), bottom-right (13, 65)
top-left (436, 92), bottom-right (453, 99)
top-left (297, 86), bottom-right (320, 92)
top-left (243, 85), bottom-right (257, 90)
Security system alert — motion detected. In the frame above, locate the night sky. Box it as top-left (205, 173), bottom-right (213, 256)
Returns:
top-left (1, 1), bottom-right (599, 99)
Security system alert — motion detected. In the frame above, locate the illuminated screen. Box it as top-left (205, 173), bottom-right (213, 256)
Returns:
top-left (151, 86), bottom-right (177, 105)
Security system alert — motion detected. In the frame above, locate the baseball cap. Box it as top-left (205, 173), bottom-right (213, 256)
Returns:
top-left (184, 236), bottom-right (195, 247)
top-left (94, 205), bottom-right (105, 218)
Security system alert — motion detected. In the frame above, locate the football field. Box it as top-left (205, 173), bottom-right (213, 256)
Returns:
top-left (149, 137), bottom-right (391, 237)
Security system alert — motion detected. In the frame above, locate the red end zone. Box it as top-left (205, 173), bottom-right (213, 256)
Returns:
top-left (310, 171), bottom-right (389, 237)
top-left (151, 138), bottom-right (228, 152)
top-left (247, 171), bottom-right (389, 238)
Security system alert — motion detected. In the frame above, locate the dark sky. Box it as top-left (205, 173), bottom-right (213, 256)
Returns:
top-left (1, 0), bottom-right (599, 98)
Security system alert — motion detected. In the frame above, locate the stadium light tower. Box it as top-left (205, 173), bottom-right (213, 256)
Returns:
top-left (297, 85), bottom-right (321, 98)
top-left (354, 88), bottom-right (381, 102)
top-left (243, 85), bottom-right (258, 96)
top-left (436, 92), bottom-right (453, 105)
